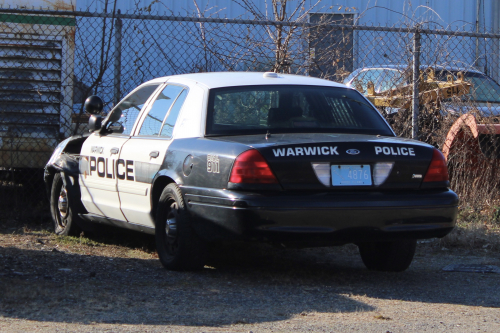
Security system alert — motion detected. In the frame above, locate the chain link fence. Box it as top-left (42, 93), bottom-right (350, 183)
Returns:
top-left (2, 7), bottom-right (500, 220)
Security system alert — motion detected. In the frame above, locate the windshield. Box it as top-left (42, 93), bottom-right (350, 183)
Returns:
top-left (206, 85), bottom-right (394, 136)
top-left (463, 74), bottom-right (500, 103)
top-left (435, 71), bottom-right (500, 103)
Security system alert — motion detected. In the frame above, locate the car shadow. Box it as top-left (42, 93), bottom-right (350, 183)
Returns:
top-left (1, 233), bottom-right (499, 327)
top-left (0, 244), bottom-right (375, 326)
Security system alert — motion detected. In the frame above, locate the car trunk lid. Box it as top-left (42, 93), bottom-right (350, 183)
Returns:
top-left (220, 133), bottom-right (435, 190)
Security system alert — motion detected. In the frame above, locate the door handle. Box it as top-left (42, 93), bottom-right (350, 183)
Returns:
top-left (110, 147), bottom-right (119, 155)
top-left (150, 151), bottom-right (160, 158)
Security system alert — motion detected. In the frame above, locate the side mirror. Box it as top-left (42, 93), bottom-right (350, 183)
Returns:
top-left (84, 96), bottom-right (103, 115)
top-left (88, 115), bottom-right (102, 132)
top-left (108, 122), bottom-right (124, 134)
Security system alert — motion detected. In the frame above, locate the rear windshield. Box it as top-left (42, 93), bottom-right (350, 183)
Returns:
top-left (206, 85), bottom-right (393, 136)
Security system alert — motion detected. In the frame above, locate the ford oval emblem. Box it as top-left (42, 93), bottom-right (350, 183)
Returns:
top-left (346, 149), bottom-right (360, 155)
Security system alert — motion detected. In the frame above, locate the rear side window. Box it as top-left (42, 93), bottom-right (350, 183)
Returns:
top-left (160, 89), bottom-right (188, 138)
top-left (206, 85), bottom-right (393, 136)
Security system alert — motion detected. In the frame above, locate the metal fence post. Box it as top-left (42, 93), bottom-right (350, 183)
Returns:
top-left (113, 9), bottom-right (122, 106)
top-left (412, 28), bottom-right (421, 140)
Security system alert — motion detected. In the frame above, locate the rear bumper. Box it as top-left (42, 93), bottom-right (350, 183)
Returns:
top-left (182, 186), bottom-right (458, 244)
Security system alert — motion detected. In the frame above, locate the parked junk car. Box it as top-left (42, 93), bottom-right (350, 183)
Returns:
top-left (44, 72), bottom-right (458, 272)
top-left (0, 0), bottom-right (75, 181)
top-left (343, 65), bottom-right (500, 116)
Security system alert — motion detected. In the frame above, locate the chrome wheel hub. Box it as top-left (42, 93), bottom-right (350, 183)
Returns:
top-left (58, 187), bottom-right (68, 219)
top-left (164, 201), bottom-right (179, 255)
top-left (165, 216), bottom-right (177, 238)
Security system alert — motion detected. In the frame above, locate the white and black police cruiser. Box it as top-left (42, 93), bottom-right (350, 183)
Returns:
top-left (45, 72), bottom-right (458, 272)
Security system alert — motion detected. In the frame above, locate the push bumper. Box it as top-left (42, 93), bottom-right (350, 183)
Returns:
top-left (182, 186), bottom-right (458, 244)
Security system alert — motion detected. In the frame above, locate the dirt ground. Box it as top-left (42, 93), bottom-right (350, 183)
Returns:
top-left (1, 218), bottom-right (499, 333)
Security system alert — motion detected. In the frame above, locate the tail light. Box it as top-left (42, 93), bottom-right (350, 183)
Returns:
top-left (229, 149), bottom-right (278, 184)
top-left (423, 149), bottom-right (449, 182)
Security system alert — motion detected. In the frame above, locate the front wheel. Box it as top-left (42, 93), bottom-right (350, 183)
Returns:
top-left (155, 183), bottom-right (206, 271)
top-left (358, 239), bottom-right (417, 272)
top-left (50, 173), bottom-right (82, 236)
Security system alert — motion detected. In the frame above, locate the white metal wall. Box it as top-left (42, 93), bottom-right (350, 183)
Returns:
top-left (73, 0), bottom-right (500, 81)
top-left (75, 0), bottom-right (493, 31)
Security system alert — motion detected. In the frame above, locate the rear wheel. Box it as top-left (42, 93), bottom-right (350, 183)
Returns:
top-left (155, 183), bottom-right (206, 271)
top-left (50, 173), bottom-right (82, 236)
top-left (358, 239), bottom-right (417, 272)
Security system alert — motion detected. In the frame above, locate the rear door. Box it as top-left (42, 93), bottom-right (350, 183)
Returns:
top-left (79, 83), bottom-right (160, 220)
top-left (117, 84), bottom-right (189, 227)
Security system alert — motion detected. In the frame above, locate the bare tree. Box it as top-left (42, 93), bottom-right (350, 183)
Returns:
top-left (233, 0), bottom-right (321, 73)
top-left (73, 0), bottom-right (119, 134)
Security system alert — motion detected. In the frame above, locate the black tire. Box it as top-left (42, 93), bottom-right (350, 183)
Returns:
top-left (358, 239), bottom-right (417, 272)
top-left (155, 183), bottom-right (206, 271)
top-left (50, 173), bottom-right (82, 236)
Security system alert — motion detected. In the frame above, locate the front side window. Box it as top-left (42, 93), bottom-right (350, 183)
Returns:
top-left (139, 85), bottom-right (184, 136)
top-left (108, 84), bottom-right (159, 135)
top-left (206, 85), bottom-right (393, 136)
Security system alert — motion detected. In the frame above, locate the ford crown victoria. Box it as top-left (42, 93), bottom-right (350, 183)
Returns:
top-left (44, 72), bottom-right (458, 272)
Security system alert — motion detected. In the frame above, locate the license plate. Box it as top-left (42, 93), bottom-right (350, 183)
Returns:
top-left (331, 165), bottom-right (372, 186)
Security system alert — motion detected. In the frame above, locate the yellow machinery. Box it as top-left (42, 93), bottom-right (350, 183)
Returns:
top-left (363, 69), bottom-right (472, 109)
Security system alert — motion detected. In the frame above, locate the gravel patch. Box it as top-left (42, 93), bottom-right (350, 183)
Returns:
top-left (0, 219), bottom-right (499, 332)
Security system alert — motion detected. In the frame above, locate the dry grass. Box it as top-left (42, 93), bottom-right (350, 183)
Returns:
top-left (2, 221), bottom-right (157, 260)
top-left (4, 206), bottom-right (500, 256)
top-left (439, 206), bottom-right (500, 251)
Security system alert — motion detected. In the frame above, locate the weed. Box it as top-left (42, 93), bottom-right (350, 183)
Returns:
top-left (374, 314), bottom-right (391, 320)
top-left (439, 207), bottom-right (500, 251)
top-left (56, 235), bottom-right (101, 247)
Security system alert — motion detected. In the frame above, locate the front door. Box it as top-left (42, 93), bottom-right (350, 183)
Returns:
top-left (79, 83), bottom-right (161, 221)
top-left (79, 134), bottom-right (128, 220)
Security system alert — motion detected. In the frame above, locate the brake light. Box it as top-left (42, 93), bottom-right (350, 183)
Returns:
top-left (423, 149), bottom-right (449, 182)
top-left (229, 149), bottom-right (278, 184)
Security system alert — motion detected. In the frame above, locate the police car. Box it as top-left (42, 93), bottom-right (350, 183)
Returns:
top-left (44, 72), bottom-right (458, 272)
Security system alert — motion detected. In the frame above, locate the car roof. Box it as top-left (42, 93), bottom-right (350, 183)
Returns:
top-left (142, 72), bottom-right (345, 89)
top-left (356, 64), bottom-right (485, 74)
